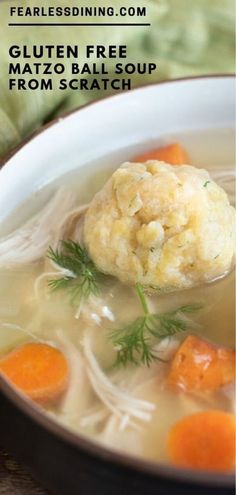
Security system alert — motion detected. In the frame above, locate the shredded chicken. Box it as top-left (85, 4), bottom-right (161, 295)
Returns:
top-left (33, 204), bottom-right (88, 308)
top-left (52, 204), bottom-right (88, 250)
top-left (81, 329), bottom-right (155, 430)
top-left (80, 294), bottom-right (115, 325)
top-left (0, 188), bottom-right (75, 266)
top-left (33, 268), bottom-right (75, 300)
top-left (55, 330), bottom-right (91, 421)
top-left (0, 322), bottom-right (45, 345)
top-left (97, 414), bottom-right (143, 455)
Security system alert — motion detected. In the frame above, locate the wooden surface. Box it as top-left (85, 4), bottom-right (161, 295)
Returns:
top-left (0, 448), bottom-right (51, 495)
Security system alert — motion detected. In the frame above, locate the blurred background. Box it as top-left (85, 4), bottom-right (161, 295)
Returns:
top-left (0, 0), bottom-right (235, 160)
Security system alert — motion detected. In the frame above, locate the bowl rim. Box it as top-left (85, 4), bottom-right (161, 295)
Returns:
top-left (0, 73), bottom-right (235, 168)
top-left (0, 74), bottom-right (235, 488)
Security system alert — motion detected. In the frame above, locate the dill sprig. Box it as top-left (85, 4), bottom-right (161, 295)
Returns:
top-left (48, 242), bottom-right (202, 366)
top-left (47, 240), bottom-right (101, 304)
top-left (110, 283), bottom-right (202, 367)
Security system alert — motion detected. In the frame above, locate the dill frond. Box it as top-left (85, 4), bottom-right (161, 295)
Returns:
top-left (110, 284), bottom-right (202, 367)
top-left (47, 240), bottom-right (101, 304)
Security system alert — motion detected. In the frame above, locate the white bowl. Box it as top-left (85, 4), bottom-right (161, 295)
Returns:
top-left (0, 75), bottom-right (235, 495)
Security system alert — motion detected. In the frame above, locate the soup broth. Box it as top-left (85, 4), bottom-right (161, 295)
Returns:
top-left (0, 128), bottom-right (235, 468)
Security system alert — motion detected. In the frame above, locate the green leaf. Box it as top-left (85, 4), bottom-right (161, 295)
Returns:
top-left (110, 284), bottom-right (202, 367)
top-left (47, 240), bottom-right (101, 305)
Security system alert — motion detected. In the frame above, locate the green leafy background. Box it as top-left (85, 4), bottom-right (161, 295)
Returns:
top-left (0, 0), bottom-right (234, 159)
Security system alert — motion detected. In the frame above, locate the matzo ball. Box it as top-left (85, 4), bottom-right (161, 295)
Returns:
top-left (83, 161), bottom-right (236, 291)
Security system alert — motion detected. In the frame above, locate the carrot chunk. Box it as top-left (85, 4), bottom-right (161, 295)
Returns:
top-left (167, 335), bottom-right (235, 392)
top-left (133, 143), bottom-right (189, 165)
top-left (0, 343), bottom-right (69, 402)
top-left (167, 411), bottom-right (236, 472)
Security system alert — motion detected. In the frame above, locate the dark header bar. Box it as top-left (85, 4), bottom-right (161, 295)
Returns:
top-left (8, 22), bottom-right (151, 27)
